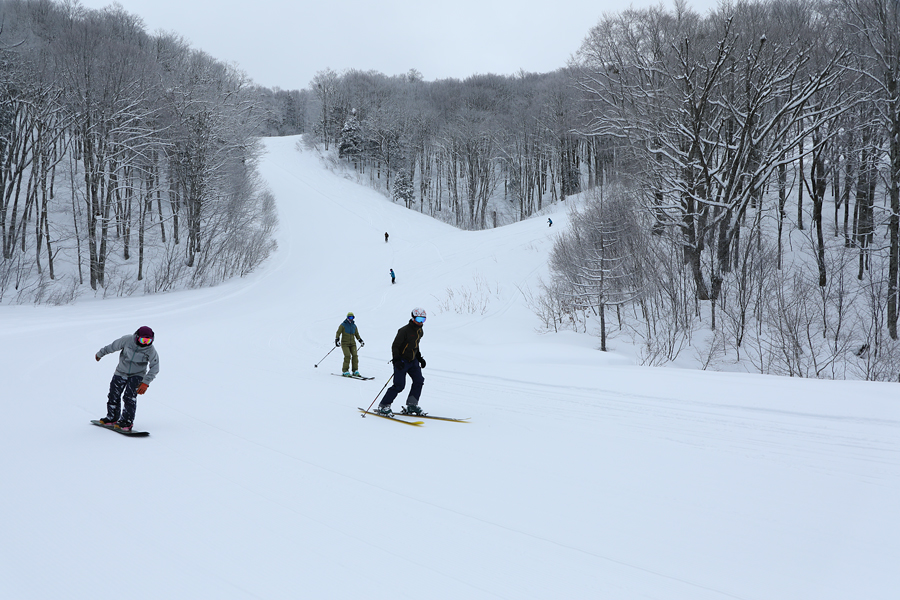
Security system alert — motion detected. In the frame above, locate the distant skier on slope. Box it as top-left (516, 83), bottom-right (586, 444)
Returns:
top-left (547, 218), bottom-right (553, 227)
top-left (335, 312), bottom-right (365, 377)
top-left (385, 232), bottom-right (389, 243)
top-left (390, 268), bottom-right (396, 284)
top-left (374, 308), bottom-right (427, 416)
top-left (95, 326), bottom-right (159, 432)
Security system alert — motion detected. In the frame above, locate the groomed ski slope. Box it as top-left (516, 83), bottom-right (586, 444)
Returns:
top-left (1, 135), bottom-right (897, 600)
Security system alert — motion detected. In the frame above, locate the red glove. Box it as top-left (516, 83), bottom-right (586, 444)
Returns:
top-left (95, 354), bottom-right (101, 361)
top-left (137, 383), bottom-right (149, 395)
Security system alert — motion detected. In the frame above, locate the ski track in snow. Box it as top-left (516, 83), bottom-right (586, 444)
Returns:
top-left (154, 398), bottom-right (743, 600)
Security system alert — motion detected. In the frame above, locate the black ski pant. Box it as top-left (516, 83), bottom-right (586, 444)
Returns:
top-left (379, 360), bottom-right (424, 407)
top-left (106, 374), bottom-right (143, 422)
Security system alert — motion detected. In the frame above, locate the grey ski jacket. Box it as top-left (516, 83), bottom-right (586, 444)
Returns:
top-left (97, 335), bottom-right (160, 384)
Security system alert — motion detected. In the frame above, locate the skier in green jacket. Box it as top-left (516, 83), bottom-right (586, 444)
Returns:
top-left (335, 312), bottom-right (365, 376)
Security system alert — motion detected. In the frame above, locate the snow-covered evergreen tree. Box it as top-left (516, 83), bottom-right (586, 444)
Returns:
top-left (338, 111), bottom-right (363, 162)
top-left (392, 168), bottom-right (415, 207)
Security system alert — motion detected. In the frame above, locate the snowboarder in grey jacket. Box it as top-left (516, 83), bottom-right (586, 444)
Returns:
top-left (95, 326), bottom-right (159, 431)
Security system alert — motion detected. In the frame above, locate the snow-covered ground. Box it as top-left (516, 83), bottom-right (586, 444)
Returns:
top-left (1, 135), bottom-right (897, 600)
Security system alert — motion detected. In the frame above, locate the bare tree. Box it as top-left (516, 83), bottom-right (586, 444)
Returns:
top-left (547, 186), bottom-right (643, 350)
top-left (576, 4), bottom-right (845, 308)
top-left (310, 68), bottom-right (339, 150)
top-left (842, 0), bottom-right (900, 338)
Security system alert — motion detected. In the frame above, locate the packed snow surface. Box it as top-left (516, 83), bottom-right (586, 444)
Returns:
top-left (1, 136), bottom-right (897, 600)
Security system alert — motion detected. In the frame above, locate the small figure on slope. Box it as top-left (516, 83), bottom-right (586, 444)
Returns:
top-left (547, 218), bottom-right (553, 227)
top-left (375, 308), bottom-right (427, 416)
top-left (335, 312), bottom-right (365, 377)
top-left (390, 268), bottom-right (396, 284)
top-left (95, 326), bottom-right (159, 432)
top-left (385, 232), bottom-right (389, 243)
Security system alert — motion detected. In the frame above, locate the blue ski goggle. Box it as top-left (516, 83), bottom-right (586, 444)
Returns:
top-left (347, 316), bottom-right (354, 321)
top-left (414, 316), bottom-right (426, 324)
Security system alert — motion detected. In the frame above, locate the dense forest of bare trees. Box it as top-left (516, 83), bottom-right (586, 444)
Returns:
top-left (0, 0), bottom-right (277, 303)
top-left (296, 67), bottom-right (594, 230)
top-left (540, 0), bottom-right (900, 380)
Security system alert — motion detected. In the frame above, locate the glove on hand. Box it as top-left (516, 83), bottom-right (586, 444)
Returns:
top-left (360, 340), bottom-right (365, 348)
top-left (418, 356), bottom-right (426, 368)
top-left (335, 339), bottom-right (341, 347)
top-left (95, 354), bottom-right (101, 362)
top-left (137, 383), bottom-right (149, 395)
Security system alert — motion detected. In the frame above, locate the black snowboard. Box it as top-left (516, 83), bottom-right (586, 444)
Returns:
top-left (91, 420), bottom-right (150, 437)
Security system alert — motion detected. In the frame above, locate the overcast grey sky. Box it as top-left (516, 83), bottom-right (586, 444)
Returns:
top-left (79, 0), bottom-right (719, 91)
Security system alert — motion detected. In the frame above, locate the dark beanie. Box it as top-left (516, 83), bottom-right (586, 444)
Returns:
top-left (135, 326), bottom-right (154, 339)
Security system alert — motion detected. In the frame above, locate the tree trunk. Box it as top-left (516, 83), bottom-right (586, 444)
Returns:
top-left (599, 302), bottom-right (607, 351)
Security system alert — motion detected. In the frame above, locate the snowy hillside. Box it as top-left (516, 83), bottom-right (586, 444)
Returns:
top-left (1, 135), bottom-right (897, 600)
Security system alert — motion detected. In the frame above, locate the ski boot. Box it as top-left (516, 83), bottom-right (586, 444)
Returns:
top-left (352, 371), bottom-right (361, 377)
top-left (402, 404), bottom-right (424, 416)
top-left (342, 371), bottom-right (351, 377)
top-left (372, 405), bottom-right (393, 417)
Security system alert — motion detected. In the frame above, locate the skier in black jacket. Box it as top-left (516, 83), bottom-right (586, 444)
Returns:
top-left (375, 308), bottom-right (427, 416)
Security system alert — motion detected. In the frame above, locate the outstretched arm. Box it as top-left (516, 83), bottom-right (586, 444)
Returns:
top-left (96, 335), bottom-right (128, 360)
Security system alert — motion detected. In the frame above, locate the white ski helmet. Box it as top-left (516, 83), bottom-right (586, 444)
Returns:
top-left (411, 307), bottom-right (427, 319)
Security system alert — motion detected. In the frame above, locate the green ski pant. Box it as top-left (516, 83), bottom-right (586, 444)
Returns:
top-left (341, 343), bottom-right (359, 372)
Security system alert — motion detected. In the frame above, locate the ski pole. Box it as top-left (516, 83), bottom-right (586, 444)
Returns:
top-left (314, 345), bottom-right (337, 368)
top-left (361, 372), bottom-right (394, 417)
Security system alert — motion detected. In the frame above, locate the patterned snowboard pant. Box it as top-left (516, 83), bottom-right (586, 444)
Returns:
top-left (106, 374), bottom-right (143, 423)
